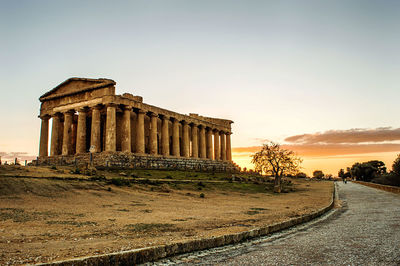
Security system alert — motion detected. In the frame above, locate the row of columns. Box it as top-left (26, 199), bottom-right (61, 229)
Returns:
top-left (39, 104), bottom-right (232, 161)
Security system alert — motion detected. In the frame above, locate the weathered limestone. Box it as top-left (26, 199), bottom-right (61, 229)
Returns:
top-left (62, 111), bottom-right (74, 155)
top-left (182, 121), bottom-right (190, 157)
top-left (226, 133), bottom-right (232, 161)
top-left (172, 118), bottom-right (180, 157)
top-left (76, 108), bottom-right (87, 154)
top-left (206, 128), bottom-right (213, 159)
top-left (38, 77), bottom-right (235, 171)
top-left (136, 110), bottom-right (145, 154)
top-left (105, 104), bottom-right (117, 152)
top-left (90, 106), bottom-right (101, 153)
top-left (149, 113), bottom-right (158, 155)
top-left (39, 115), bottom-right (49, 157)
top-left (191, 124), bottom-right (198, 158)
top-left (161, 115), bottom-right (170, 156)
top-left (214, 130), bottom-right (220, 160)
top-left (121, 106), bottom-right (132, 153)
top-left (199, 126), bottom-right (206, 159)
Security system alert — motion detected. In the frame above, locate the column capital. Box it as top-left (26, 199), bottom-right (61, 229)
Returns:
top-left (105, 103), bottom-right (118, 108)
top-left (63, 110), bottom-right (75, 115)
top-left (77, 107), bottom-right (88, 113)
top-left (122, 105), bottom-right (133, 111)
top-left (225, 132), bottom-right (232, 135)
top-left (90, 104), bottom-right (103, 110)
top-left (181, 120), bottom-right (188, 125)
top-left (161, 114), bottom-right (170, 120)
top-left (149, 112), bottom-right (158, 117)
top-left (39, 114), bottom-right (50, 120)
top-left (190, 122), bottom-right (198, 127)
top-left (137, 109), bottom-right (146, 114)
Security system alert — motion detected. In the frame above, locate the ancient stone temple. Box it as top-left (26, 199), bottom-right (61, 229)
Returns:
top-left (37, 78), bottom-right (238, 171)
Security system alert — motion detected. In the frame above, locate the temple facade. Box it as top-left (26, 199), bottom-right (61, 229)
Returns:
top-left (37, 78), bottom-right (237, 171)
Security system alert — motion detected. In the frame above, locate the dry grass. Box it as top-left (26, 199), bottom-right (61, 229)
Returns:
top-left (0, 165), bottom-right (333, 265)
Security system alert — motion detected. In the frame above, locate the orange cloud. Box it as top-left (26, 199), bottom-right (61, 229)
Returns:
top-left (284, 127), bottom-right (400, 144)
top-left (233, 143), bottom-right (400, 157)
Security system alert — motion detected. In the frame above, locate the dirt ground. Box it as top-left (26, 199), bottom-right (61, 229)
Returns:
top-left (0, 166), bottom-right (333, 265)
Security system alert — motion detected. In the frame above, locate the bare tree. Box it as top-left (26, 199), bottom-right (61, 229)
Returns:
top-left (251, 142), bottom-right (302, 193)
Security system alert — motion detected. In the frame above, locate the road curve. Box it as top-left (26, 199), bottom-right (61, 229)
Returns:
top-left (149, 182), bottom-right (400, 265)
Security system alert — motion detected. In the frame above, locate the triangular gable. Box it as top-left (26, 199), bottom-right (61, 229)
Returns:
top-left (39, 77), bottom-right (115, 102)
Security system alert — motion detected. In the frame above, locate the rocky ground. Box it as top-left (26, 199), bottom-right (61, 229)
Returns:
top-left (0, 165), bottom-right (333, 265)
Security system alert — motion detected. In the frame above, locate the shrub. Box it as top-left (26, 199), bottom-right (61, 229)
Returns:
top-left (199, 193), bottom-right (205, 198)
top-left (371, 172), bottom-right (400, 187)
top-left (110, 178), bottom-right (131, 186)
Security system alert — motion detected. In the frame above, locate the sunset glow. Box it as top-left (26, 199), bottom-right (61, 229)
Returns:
top-left (0, 1), bottom-right (399, 175)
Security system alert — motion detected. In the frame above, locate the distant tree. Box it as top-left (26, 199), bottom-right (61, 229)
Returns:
top-left (392, 154), bottom-right (400, 176)
top-left (350, 160), bottom-right (386, 181)
top-left (313, 170), bottom-right (324, 179)
top-left (325, 174), bottom-right (333, 180)
top-left (295, 172), bottom-right (308, 178)
top-left (251, 142), bottom-right (302, 193)
top-left (338, 169), bottom-right (345, 178)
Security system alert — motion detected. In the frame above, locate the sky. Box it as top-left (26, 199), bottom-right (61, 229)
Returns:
top-left (1, 0), bottom-right (399, 175)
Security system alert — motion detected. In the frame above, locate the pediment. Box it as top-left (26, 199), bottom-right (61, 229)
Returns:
top-left (39, 77), bottom-right (115, 102)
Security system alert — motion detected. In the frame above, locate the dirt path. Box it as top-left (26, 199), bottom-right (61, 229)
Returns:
top-left (0, 175), bottom-right (332, 265)
top-left (163, 182), bottom-right (400, 265)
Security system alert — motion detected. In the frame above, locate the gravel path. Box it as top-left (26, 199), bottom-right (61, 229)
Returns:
top-left (149, 182), bottom-right (400, 265)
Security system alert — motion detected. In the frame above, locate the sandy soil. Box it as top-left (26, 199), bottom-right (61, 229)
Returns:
top-left (0, 166), bottom-right (333, 265)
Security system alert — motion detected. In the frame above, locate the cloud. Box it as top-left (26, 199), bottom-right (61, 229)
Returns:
top-left (233, 143), bottom-right (400, 157)
top-left (284, 127), bottom-right (400, 144)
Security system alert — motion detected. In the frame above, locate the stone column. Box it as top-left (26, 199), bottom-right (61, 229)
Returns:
top-left (161, 115), bottom-right (170, 156)
top-left (199, 126), bottom-right (206, 159)
top-left (226, 132), bottom-right (232, 161)
top-left (171, 118), bottom-right (180, 156)
top-left (135, 109), bottom-right (145, 154)
top-left (213, 130), bottom-right (220, 160)
top-left (76, 108), bottom-right (87, 154)
top-left (121, 106), bottom-right (132, 153)
top-left (50, 114), bottom-right (61, 156)
top-left (39, 115), bottom-right (50, 157)
top-left (90, 106), bottom-right (101, 153)
top-left (191, 124), bottom-right (198, 158)
top-left (206, 128), bottom-right (213, 159)
top-left (149, 113), bottom-right (158, 155)
top-left (105, 104), bottom-right (117, 152)
top-left (220, 131), bottom-right (226, 161)
top-left (182, 121), bottom-right (190, 157)
top-left (62, 110), bottom-right (74, 155)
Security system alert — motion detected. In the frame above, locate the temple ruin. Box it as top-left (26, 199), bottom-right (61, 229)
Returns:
top-left (37, 78), bottom-right (238, 171)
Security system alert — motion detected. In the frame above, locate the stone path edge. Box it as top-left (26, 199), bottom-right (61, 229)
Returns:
top-left (36, 182), bottom-right (337, 266)
top-left (352, 180), bottom-right (400, 194)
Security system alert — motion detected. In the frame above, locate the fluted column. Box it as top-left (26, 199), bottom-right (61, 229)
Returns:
top-left (199, 126), bottom-right (206, 159)
top-left (121, 106), bottom-right (132, 153)
top-left (220, 131), bottom-right (226, 161)
top-left (149, 113), bottom-right (158, 155)
top-left (206, 128), bottom-right (213, 159)
top-left (135, 109), bottom-right (145, 154)
top-left (213, 130), bottom-right (220, 160)
top-left (182, 121), bottom-right (190, 157)
top-left (50, 114), bottom-right (61, 156)
top-left (161, 115), bottom-right (170, 156)
top-left (226, 132), bottom-right (232, 161)
top-left (172, 118), bottom-right (180, 156)
top-left (62, 110), bottom-right (74, 155)
top-left (191, 124), bottom-right (198, 158)
top-left (39, 115), bottom-right (50, 157)
top-left (90, 106), bottom-right (101, 153)
top-left (105, 104), bottom-right (117, 152)
top-left (76, 108), bottom-right (87, 154)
